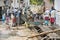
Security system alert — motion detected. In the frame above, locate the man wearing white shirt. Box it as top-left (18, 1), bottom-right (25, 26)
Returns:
top-left (50, 10), bottom-right (56, 26)
top-left (51, 10), bottom-right (56, 18)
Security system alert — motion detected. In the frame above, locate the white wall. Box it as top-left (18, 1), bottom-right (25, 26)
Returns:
top-left (54, 0), bottom-right (60, 11)
top-left (54, 0), bottom-right (60, 26)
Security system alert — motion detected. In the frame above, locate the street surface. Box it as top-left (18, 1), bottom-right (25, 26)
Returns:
top-left (0, 22), bottom-right (60, 40)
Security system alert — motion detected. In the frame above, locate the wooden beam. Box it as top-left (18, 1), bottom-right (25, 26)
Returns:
top-left (28, 28), bottom-right (60, 38)
top-left (38, 26), bottom-right (51, 31)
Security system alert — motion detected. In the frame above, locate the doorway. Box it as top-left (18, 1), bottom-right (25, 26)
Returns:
top-left (0, 7), bottom-right (2, 20)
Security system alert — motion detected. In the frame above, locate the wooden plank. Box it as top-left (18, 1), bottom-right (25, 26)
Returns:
top-left (53, 25), bottom-right (60, 29)
top-left (38, 25), bottom-right (51, 32)
top-left (28, 25), bottom-right (60, 38)
top-left (28, 28), bottom-right (60, 38)
top-left (28, 25), bottom-right (60, 39)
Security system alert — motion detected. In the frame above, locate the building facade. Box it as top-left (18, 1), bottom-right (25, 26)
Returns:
top-left (11, 0), bottom-right (30, 8)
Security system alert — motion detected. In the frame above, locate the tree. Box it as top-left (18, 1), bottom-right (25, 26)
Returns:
top-left (30, 0), bottom-right (43, 5)
top-left (50, 0), bottom-right (54, 3)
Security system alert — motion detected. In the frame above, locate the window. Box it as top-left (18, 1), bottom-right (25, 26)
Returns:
top-left (4, 1), bottom-right (6, 4)
top-left (20, 0), bottom-right (23, 1)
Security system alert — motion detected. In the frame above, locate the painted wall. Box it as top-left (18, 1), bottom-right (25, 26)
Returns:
top-left (54, 0), bottom-right (60, 11)
top-left (54, 0), bottom-right (60, 26)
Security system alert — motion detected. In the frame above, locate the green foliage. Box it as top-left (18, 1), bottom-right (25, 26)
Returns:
top-left (50, 0), bottom-right (54, 3)
top-left (30, 0), bottom-right (43, 5)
